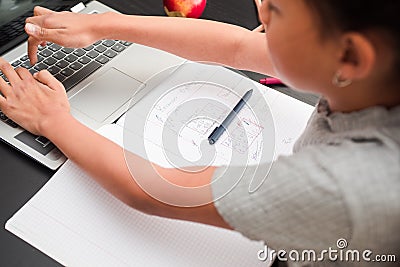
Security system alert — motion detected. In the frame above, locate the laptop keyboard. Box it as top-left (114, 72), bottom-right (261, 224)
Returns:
top-left (0, 40), bottom-right (132, 129)
top-left (0, 10), bottom-right (32, 48)
top-left (0, 5), bottom-right (71, 50)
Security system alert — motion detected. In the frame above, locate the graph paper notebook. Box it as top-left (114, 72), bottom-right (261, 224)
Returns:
top-left (5, 124), bottom-right (273, 267)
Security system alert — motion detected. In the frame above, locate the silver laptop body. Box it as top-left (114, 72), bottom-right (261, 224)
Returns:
top-left (0, 1), bottom-right (185, 169)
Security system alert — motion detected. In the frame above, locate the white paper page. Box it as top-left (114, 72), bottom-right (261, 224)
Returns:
top-left (117, 80), bottom-right (314, 167)
top-left (6, 124), bottom-right (271, 267)
top-left (260, 86), bottom-right (315, 156)
top-left (118, 63), bottom-right (273, 168)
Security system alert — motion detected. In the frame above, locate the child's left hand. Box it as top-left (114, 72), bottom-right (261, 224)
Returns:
top-left (0, 57), bottom-right (70, 136)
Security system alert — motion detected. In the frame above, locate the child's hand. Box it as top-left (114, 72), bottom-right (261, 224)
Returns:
top-left (25, 6), bottom-right (105, 65)
top-left (0, 57), bottom-right (70, 136)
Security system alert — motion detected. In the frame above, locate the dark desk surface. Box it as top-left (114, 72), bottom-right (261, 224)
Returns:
top-left (0, 1), bottom-right (317, 266)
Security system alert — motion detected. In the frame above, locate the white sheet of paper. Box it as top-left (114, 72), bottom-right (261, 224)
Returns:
top-left (117, 79), bottom-right (314, 167)
top-left (5, 124), bottom-right (271, 267)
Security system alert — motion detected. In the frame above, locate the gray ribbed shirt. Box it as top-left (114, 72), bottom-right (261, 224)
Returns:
top-left (212, 99), bottom-right (400, 266)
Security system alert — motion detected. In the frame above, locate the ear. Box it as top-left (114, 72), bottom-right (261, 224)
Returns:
top-left (337, 33), bottom-right (376, 81)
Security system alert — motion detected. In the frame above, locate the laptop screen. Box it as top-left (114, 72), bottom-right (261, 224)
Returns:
top-left (0, 0), bottom-right (85, 55)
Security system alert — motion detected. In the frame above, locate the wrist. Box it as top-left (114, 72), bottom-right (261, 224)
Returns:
top-left (39, 112), bottom-right (75, 140)
top-left (95, 12), bottom-right (122, 40)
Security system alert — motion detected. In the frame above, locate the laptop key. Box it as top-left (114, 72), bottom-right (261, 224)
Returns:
top-left (53, 51), bottom-right (66, 60)
top-left (62, 61), bottom-right (101, 92)
top-left (48, 66), bottom-right (61, 75)
top-left (0, 111), bottom-right (8, 120)
top-left (95, 55), bottom-right (109, 64)
top-left (39, 49), bottom-right (53, 57)
top-left (94, 45), bottom-right (106, 53)
top-left (5, 119), bottom-right (19, 128)
top-left (120, 41), bottom-right (133, 46)
top-left (56, 60), bottom-right (69, 69)
top-left (73, 49), bottom-right (85, 57)
top-left (111, 44), bottom-right (125, 53)
top-left (83, 45), bottom-right (94, 51)
top-left (11, 60), bottom-right (22, 67)
top-left (65, 54), bottom-right (78, 63)
top-left (43, 57), bottom-right (57, 66)
top-left (60, 68), bottom-right (74, 77)
top-left (70, 62), bottom-right (83, 71)
top-left (102, 40), bottom-right (115, 47)
top-left (86, 50), bottom-right (99, 59)
top-left (78, 56), bottom-right (91, 64)
top-left (104, 50), bottom-right (117, 58)
top-left (54, 73), bottom-right (66, 82)
top-left (29, 68), bottom-right (38, 75)
top-left (21, 61), bottom-right (32, 69)
top-left (49, 43), bottom-right (62, 52)
top-left (61, 47), bottom-right (74, 54)
top-left (20, 55), bottom-right (29, 61)
top-left (37, 55), bottom-right (44, 62)
top-left (34, 63), bottom-right (48, 71)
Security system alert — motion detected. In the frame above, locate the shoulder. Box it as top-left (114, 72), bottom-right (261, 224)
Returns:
top-left (211, 140), bottom-right (400, 251)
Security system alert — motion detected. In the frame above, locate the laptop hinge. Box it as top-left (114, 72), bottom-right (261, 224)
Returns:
top-left (71, 2), bottom-right (86, 13)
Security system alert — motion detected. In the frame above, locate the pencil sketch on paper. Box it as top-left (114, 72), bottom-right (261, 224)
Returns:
top-left (143, 82), bottom-right (266, 166)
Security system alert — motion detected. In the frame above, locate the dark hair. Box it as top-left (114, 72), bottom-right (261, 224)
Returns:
top-left (304, 0), bottom-right (400, 77)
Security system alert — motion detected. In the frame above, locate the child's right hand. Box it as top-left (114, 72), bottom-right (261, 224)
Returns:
top-left (25, 6), bottom-right (105, 65)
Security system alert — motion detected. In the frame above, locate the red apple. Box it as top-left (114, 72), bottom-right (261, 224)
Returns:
top-left (163, 0), bottom-right (207, 18)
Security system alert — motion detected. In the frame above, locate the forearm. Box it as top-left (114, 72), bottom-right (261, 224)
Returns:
top-left (42, 114), bottom-right (231, 229)
top-left (26, 8), bottom-right (274, 75)
top-left (99, 12), bottom-right (275, 75)
top-left (42, 114), bottom-right (139, 205)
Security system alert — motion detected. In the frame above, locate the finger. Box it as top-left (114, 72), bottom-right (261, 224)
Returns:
top-left (0, 76), bottom-right (12, 97)
top-left (34, 70), bottom-right (64, 92)
top-left (25, 15), bottom-right (45, 27)
top-left (27, 35), bottom-right (40, 65)
top-left (33, 6), bottom-right (54, 16)
top-left (25, 23), bottom-right (62, 44)
top-left (15, 67), bottom-right (33, 81)
top-left (0, 93), bottom-right (6, 108)
top-left (0, 91), bottom-right (7, 113)
top-left (0, 58), bottom-right (20, 86)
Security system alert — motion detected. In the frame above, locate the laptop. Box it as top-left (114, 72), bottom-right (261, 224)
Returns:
top-left (0, 0), bottom-right (185, 169)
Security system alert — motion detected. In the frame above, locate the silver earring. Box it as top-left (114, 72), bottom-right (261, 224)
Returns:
top-left (332, 70), bottom-right (352, 88)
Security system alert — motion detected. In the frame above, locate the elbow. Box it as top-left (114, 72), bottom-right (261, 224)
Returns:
top-left (124, 193), bottom-right (167, 217)
top-left (126, 195), bottom-right (184, 222)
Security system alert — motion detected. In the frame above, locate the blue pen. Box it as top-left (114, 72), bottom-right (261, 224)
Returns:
top-left (208, 89), bottom-right (253, 145)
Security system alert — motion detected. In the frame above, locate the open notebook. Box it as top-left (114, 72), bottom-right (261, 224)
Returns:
top-left (5, 68), bottom-right (314, 266)
top-left (5, 124), bottom-right (271, 267)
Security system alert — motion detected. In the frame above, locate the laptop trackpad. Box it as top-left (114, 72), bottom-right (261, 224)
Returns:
top-left (70, 68), bottom-right (143, 122)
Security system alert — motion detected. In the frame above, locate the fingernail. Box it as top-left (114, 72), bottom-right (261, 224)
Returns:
top-left (25, 23), bottom-right (38, 34)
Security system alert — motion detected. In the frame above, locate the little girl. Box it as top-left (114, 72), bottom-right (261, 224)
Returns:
top-left (0, 0), bottom-right (398, 266)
